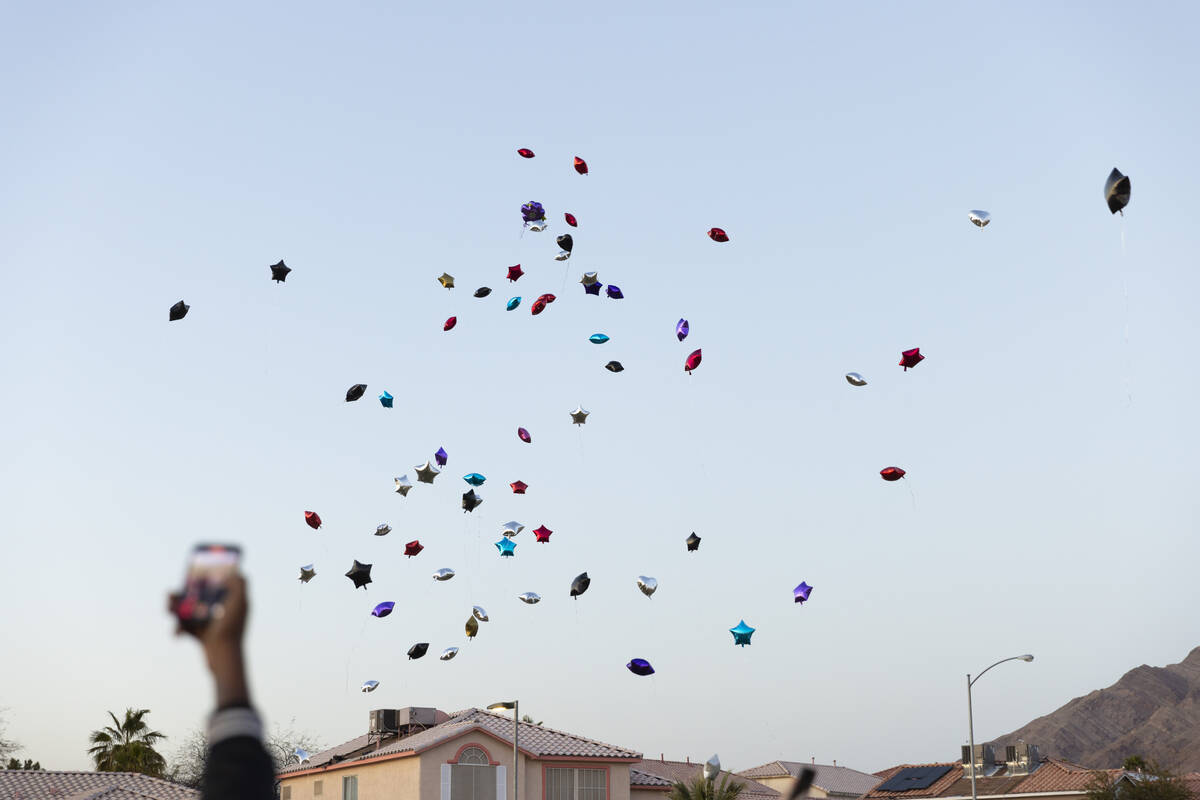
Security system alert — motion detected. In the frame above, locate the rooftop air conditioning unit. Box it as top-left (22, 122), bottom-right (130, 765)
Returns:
top-left (397, 707), bottom-right (438, 730)
top-left (1005, 744), bottom-right (1040, 776)
top-left (369, 709), bottom-right (400, 735)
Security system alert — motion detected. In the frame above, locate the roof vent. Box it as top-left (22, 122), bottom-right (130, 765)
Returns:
top-left (1005, 744), bottom-right (1040, 776)
top-left (960, 745), bottom-right (996, 779)
top-left (369, 707), bottom-right (439, 736)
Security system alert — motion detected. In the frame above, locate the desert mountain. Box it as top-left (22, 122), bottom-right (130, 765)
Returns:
top-left (989, 646), bottom-right (1200, 772)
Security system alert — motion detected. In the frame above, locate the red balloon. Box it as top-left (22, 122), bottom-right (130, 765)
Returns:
top-left (444, 316), bottom-right (457, 331)
top-left (518, 427), bottom-right (532, 443)
top-left (708, 228), bottom-right (729, 243)
top-left (510, 480), bottom-right (528, 494)
top-left (517, 148), bottom-right (535, 158)
top-left (573, 156), bottom-right (588, 175)
top-left (685, 348), bottom-right (703, 373)
top-left (304, 511), bottom-right (322, 530)
top-left (880, 467), bottom-right (906, 481)
top-left (533, 525), bottom-right (553, 543)
top-left (899, 348), bottom-right (924, 370)
top-left (507, 264), bottom-right (524, 282)
top-left (537, 293), bottom-right (557, 304)
top-left (404, 540), bottom-right (424, 557)
top-left (564, 213), bottom-right (578, 227)
top-left (531, 298), bottom-right (546, 315)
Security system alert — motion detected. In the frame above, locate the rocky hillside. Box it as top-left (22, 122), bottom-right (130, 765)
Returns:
top-left (989, 646), bottom-right (1200, 772)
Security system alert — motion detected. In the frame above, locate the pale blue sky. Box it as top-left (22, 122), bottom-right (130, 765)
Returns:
top-left (2, 1), bottom-right (1198, 774)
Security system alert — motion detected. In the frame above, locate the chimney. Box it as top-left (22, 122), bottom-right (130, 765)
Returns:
top-left (833, 760), bottom-right (837, 767)
top-left (812, 758), bottom-right (815, 765)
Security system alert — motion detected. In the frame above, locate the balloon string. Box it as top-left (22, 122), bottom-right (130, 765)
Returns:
top-left (906, 479), bottom-right (917, 513)
top-left (1120, 219), bottom-right (1132, 408)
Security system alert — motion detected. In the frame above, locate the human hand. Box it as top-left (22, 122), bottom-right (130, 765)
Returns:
top-left (169, 572), bottom-right (251, 708)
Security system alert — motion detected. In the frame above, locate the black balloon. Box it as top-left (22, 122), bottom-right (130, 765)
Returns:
top-left (1105, 167), bottom-right (1131, 215)
top-left (570, 572), bottom-right (591, 598)
top-left (346, 384), bottom-right (367, 402)
top-left (345, 560), bottom-right (373, 589)
top-left (686, 532), bottom-right (702, 552)
top-left (605, 361), bottom-right (624, 373)
top-left (270, 260), bottom-right (292, 283)
top-left (169, 300), bottom-right (189, 321)
top-left (462, 489), bottom-right (483, 513)
top-left (407, 642), bottom-right (429, 660)
top-left (556, 234), bottom-right (574, 253)
top-left (474, 287), bottom-right (492, 298)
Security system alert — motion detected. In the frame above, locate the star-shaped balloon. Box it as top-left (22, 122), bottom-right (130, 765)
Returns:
top-left (589, 333), bottom-right (610, 344)
top-left (437, 273), bottom-right (454, 289)
top-left (466, 615), bottom-right (479, 638)
top-left (1105, 167), bottom-right (1131, 215)
top-left (415, 461), bottom-right (440, 483)
top-left (463, 473), bottom-right (486, 486)
top-left (472, 605), bottom-right (489, 622)
top-left (462, 489), bottom-right (483, 513)
top-left (570, 406), bottom-right (589, 425)
top-left (495, 538), bottom-right (517, 557)
top-left (729, 619), bottom-right (755, 646)
top-left (501, 521), bottom-right (524, 538)
top-left (379, 391), bottom-right (394, 408)
top-left (435, 447), bottom-right (448, 467)
top-left (270, 260), bottom-right (292, 283)
top-left (440, 647), bottom-right (459, 661)
top-left (346, 384), bottom-right (367, 402)
top-left (432, 568), bottom-right (455, 581)
top-left (880, 466), bottom-right (906, 481)
top-left (510, 480), bottom-right (528, 494)
top-left (404, 540), bottom-right (424, 557)
top-left (304, 511), bottom-right (322, 530)
top-left (507, 296), bottom-right (521, 311)
top-left (605, 361), bottom-right (624, 373)
top-left (606, 285), bottom-right (624, 299)
top-left (345, 560), bottom-right (373, 590)
top-left (372, 601), bottom-right (395, 618)
top-left (583, 281), bottom-right (603, 296)
top-left (293, 747), bottom-right (310, 765)
top-left (518, 592), bottom-right (541, 604)
top-left (375, 523), bottom-right (391, 537)
top-left (517, 427), bottom-right (532, 443)
top-left (704, 755), bottom-right (721, 782)
top-left (793, 581), bottom-right (813, 604)
top-left (676, 318), bottom-right (689, 341)
top-left (627, 658), bottom-right (655, 677)
top-left (636, 576), bottom-right (658, 597)
top-left (507, 264), bottom-right (524, 282)
top-left (580, 271), bottom-right (599, 286)
top-left (686, 532), bottom-right (701, 552)
top-left (169, 300), bottom-right (190, 321)
top-left (361, 680), bottom-right (380, 693)
top-left (474, 287), bottom-right (492, 298)
top-left (570, 572), bottom-right (590, 598)
top-left (394, 475), bottom-right (412, 496)
top-left (845, 372), bottom-right (867, 386)
top-left (899, 348), bottom-right (924, 370)
top-left (520, 201), bottom-right (546, 223)
top-left (298, 564), bottom-right (316, 583)
top-left (407, 642), bottom-right (429, 660)
top-left (968, 210), bottom-right (991, 228)
top-left (533, 525), bottom-right (552, 543)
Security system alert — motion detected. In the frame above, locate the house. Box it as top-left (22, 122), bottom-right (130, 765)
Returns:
top-left (277, 707), bottom-right (643, 800)
top-left (0, 769), bottom-right (199, 799)
top-left (631, 758), bottom-right (779, 800)
top-left (738, 762), bottom-right (881, 799)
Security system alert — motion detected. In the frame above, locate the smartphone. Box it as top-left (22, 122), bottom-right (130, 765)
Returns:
top-left (175, 544), bottom-right (241, 632)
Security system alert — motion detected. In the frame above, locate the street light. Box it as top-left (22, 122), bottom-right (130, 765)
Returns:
top-left (967, 655), bottom-right (1034, 800)
top-left (488, 701), bottom-right (519, 800)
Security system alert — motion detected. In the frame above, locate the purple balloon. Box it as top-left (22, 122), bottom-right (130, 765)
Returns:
top-left (606, 285), bottom-right (624, 299)
top-left (793, 582), bottom-right (813, 604)
top-left (627, 658), bottom-right (655, 676)
top-left (521, 201), bottom-right (546, 223)
top-left (435, 447), bottom-right (448, 467)
top-left (372, 601), bottom-right (396, 618)
top-left (583, 282), bottom-right (603, 296)
top-left (676, 318), bottom-right (689, 341)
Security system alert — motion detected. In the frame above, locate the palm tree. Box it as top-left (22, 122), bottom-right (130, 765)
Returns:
top-left (88, 708), bottom-right (167, 777)
top-left (668, 775), bottom-right (746, 800)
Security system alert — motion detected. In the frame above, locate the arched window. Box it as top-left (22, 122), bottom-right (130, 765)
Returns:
top-left (458, 746), bottom-right (490, 766)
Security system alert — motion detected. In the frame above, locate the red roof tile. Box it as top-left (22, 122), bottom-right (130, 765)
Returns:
top-left (0, 770), bottom-right (198, 799)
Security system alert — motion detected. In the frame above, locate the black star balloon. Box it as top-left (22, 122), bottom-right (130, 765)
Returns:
top-left (407, 642), bottom-right (429, 660)
top-left (605, 361), bottom-right (624, 373)
top-left (169, 300), bottom-right (189, 321)
top-left (1105, 167), bottom-right (1131, 215)
top-left (570, 572), bottom-right (591, 598)
top-left (270, 260), bottom-right (292, 282)
top-left (686, 532), bottom-right (702, 552)
top-left (346, 384), bottom-right (367, 402)
top-left (462, 489), bottom-right (483, 513)
top-left (345, 560), bottom-right (373, 589)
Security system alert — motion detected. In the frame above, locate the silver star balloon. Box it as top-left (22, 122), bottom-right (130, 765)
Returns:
top-left (968, 209), bottom-right (991, 228)
top-left (415, 461), bottom-right (440, 484)
top-left (361, 680), bottom-right (380, 693)
top-left (636, 575), bottom-right (658, 598)
top-left (845, 372), bottom-right (867, 387)
top-left (527, 221), bottom-right (548, 232)
top-left (472, 605), bottom-right (489, 622)
top-left (298, 564), bottom-right (316, 583)
top-left (440, 647), bottom-right (459, 661)
top-left (704, 755), bottom-right (721, 782)
top-left (375, 523), bottom-right (391, 536)
top-left (580, 271), bottom-right (598, 285)
top-left (518, 592), bottom-right (541, 605)
top-left (570, 406), bottom-right (590, 426)
top-left (394, 475), bottom-right (413, 496)
top-left (432, 568), bottom-right (456, 581)
top-left (294, 748), bottom-right (311, 765)
top-left (554, 250), bottom-right (571, 261)
top-left (501, 521), bottom-right (524, 538)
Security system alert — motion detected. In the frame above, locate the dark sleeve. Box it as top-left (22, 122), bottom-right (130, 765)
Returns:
top-left (204, 707), bottom-right (276, 800)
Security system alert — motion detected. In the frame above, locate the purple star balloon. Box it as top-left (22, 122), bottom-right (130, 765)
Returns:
top-left (793, 582), bottom-right (813, 604)
top-left (627, 658), bottom-right (655, 676)
top-left (372, 601), bottom-right (395, 618)
top-left (606, 285), bottom-right (624, 299)
top-left (583, 281), bottom-right (603, 296)
top-left (676, 318), bottom-right (689, 341)
top-left (435, 447), bottom-right (448, 467)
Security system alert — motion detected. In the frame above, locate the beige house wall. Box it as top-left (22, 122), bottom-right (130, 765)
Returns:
top-left (631, 788), bottom-right (668, 800)
top-left (753, 777), bottom-right (830, 797)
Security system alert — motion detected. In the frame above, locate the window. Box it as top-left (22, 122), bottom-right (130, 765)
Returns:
top-left (314, 779), bottom-right (323, 796)
top-left (546, 768), bottom-right (607, 800)
top-left (343, 775), bottom-right (358, 800)
top-left (281, 787), bottom-right (291, 800)
top-left (459, 747), bottom-right (490, 766)
top-left (442, 752), bottom-right (502, 800)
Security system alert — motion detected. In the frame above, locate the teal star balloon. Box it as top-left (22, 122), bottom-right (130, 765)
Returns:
top-left (507, 296), bottom-right (521, 311)
top-left (729, 620), bottom-right (755, 646)
top-left (463, 473), bottom-right (487, 486)
top-left (589, 333), bottom-right (610, 344)
top-left (495, 538), bottom-right (517, 557)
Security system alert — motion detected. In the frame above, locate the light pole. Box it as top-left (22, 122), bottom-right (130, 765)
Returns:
top-left (967, 655), bottom-right (1034, 800)
top-left (488, 701), bottom-right (519, 800)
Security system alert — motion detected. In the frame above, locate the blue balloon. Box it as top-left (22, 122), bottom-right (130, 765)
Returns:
top-left (379, 391), bottom-right (394, 408)
top-left (463, 473), bottom-right (486, 486)
top-left (507, 296), bottom-right (521, 311)
top-left (589, 333), bottom-right (610, 344)
top-left (495, 538), bottom-right (517, 557)
top-left (729, 619), bottom-right (755, 646)
top-left (627, 658), bottom-right (655, 676)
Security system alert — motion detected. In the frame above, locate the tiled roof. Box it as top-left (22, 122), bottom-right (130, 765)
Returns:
top-left (280, 708), bottom-right (640, 777)
top-left (632, 760), bottom-right (779, 799)
top-left (737, 761), bottom-right (881, 796)
top-left (863, 759), bottom-right (1126, 799)
top-left (0, 770), bottom-right (198, 799)
top-left (631, 769), bottom-right (676, 788)
top-left (864, 763), bottom-right (965, 799)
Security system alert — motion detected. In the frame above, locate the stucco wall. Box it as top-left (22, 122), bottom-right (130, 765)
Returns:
top-left (754, 776), bottom-right (830, 797)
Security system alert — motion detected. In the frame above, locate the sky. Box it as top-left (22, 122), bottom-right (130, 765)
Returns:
top-left (1, 0), bottom-right (1199, 777)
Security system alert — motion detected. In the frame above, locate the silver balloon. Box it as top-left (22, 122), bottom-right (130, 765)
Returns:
top-left (570, 406), bottom-right (589, 425)
top-left (473, 605), bottom-right (489, 622)
top-left (579, 272), bottom-right (599, 286)
top-left (394, 475), bottom-right (413, 496)
top-left (375, 523), bottom-right (391, 537)
top-left (440, 647), bottom-right (459, 661)
top-left (704, 754), bottom-right (721, 782)
top-left (298, 564), bottom-right (316, 583)
top-left (527, 221), bottom-right (548, 232)
top-left (636, 576), bottom-right (658, 598)
top-left (845, 372), bottom-right (867, 387)
top-left (415, 461), bottom-right (440, 484)
top-left (501, 521), bottom-right (525, 538)
top-left (361, 680), bottom-right (380, 693)
top-left (294, 748), bottom-right (311, 764)
top-left (967, 210), bottom-right (991, 228)
top-left (555, 250), bottom-right (571, 261)
top-left (518, 592), bottom-right (541, 605)
top-left (433, 568), bottom-right (456, 581)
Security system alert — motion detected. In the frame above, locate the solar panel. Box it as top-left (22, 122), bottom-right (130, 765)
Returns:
top-left (876, 766), bottom-right (953, 793)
